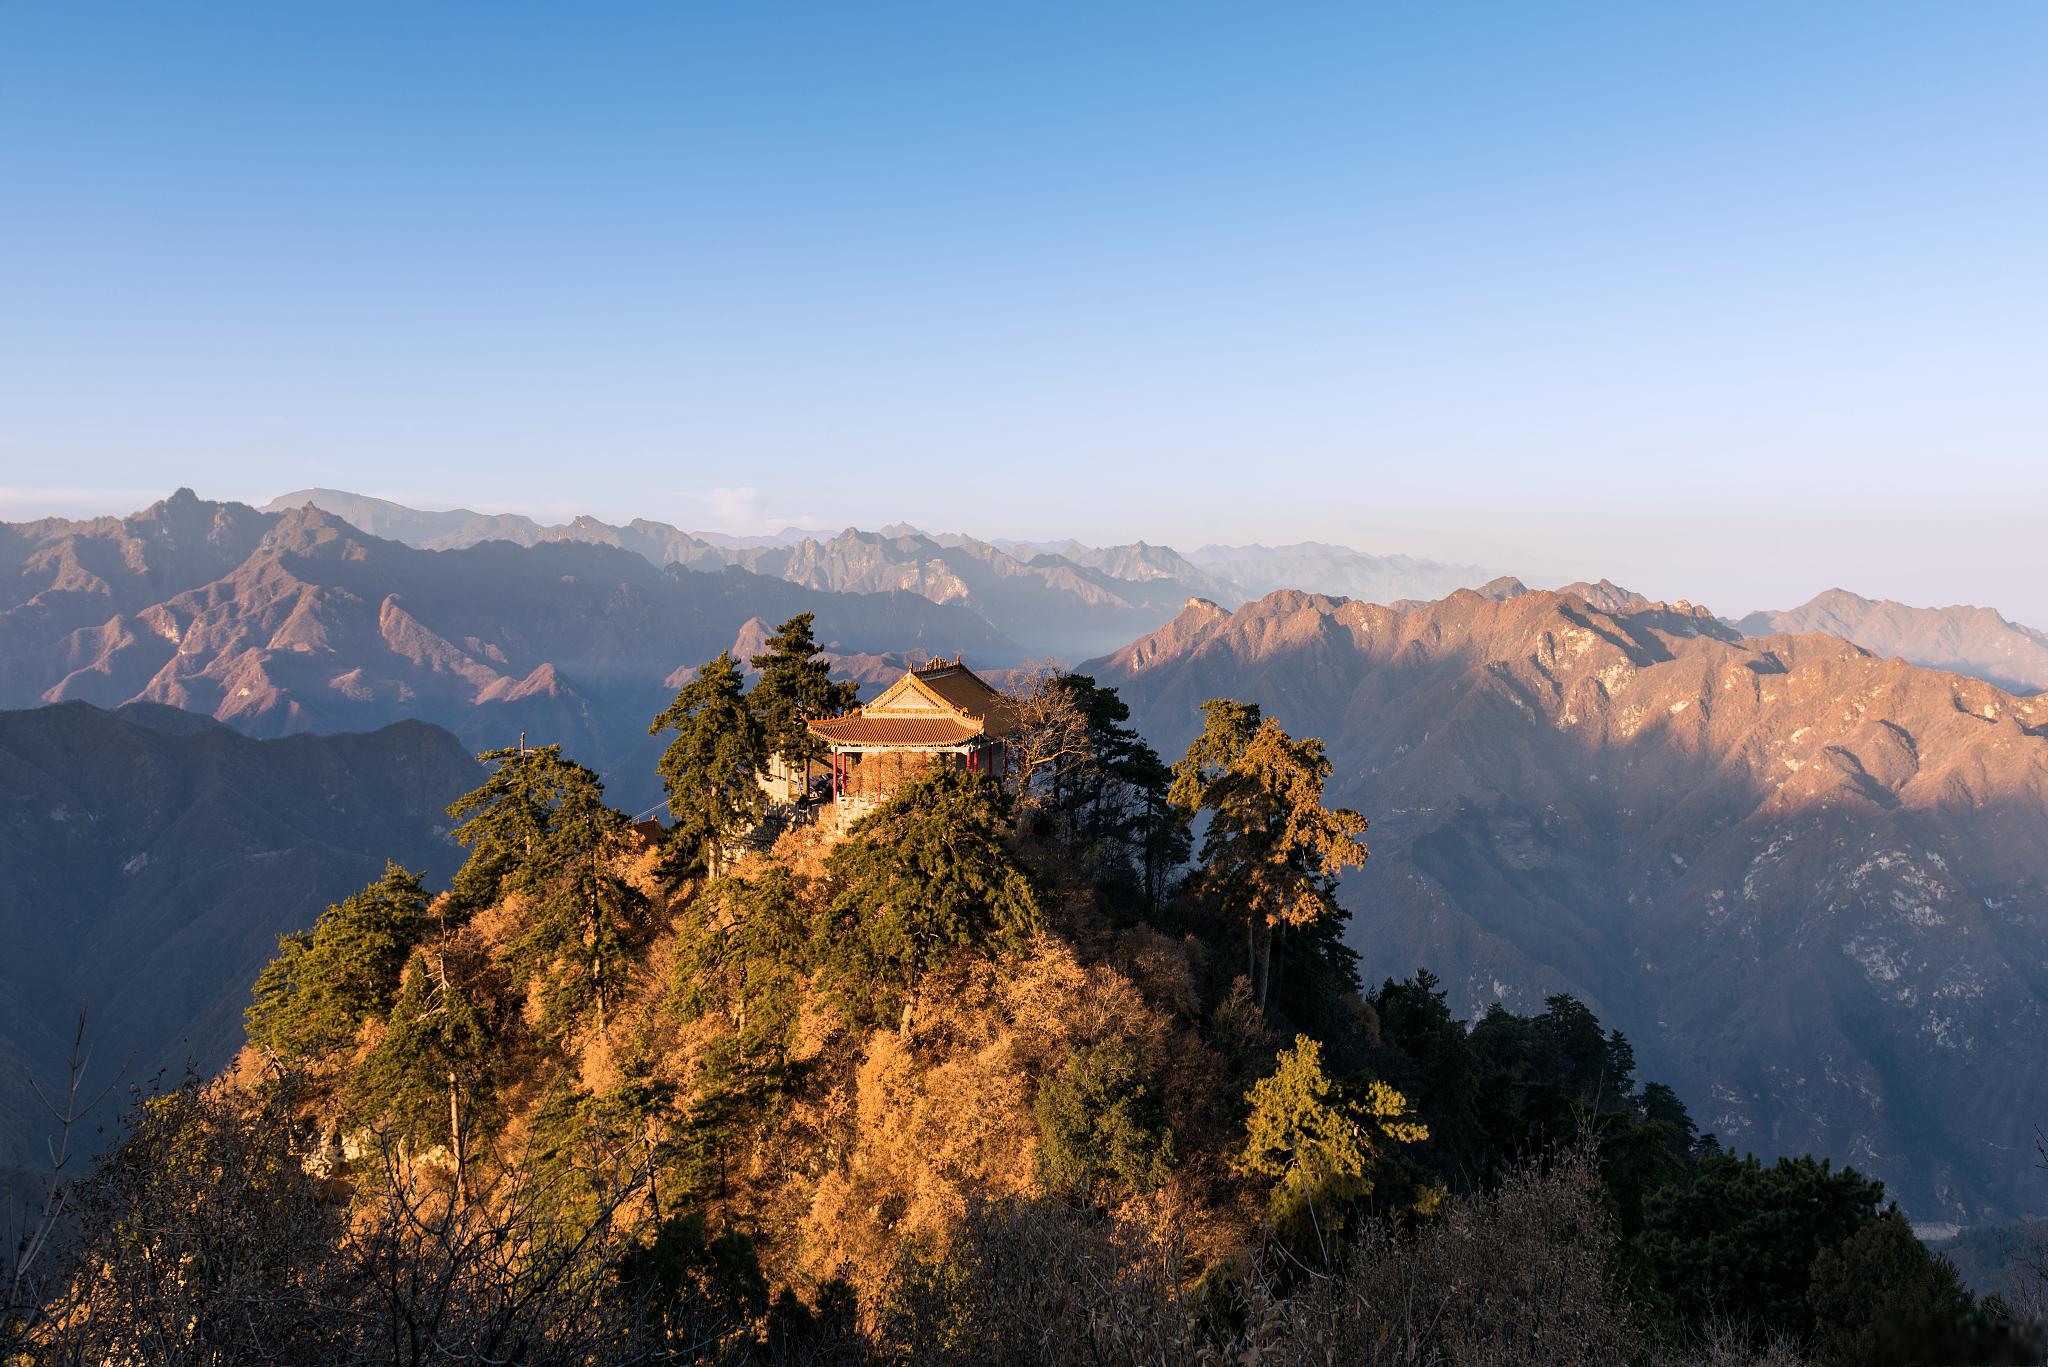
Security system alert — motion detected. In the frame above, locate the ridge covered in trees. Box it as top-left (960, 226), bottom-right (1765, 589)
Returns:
top-left (4, 615), bottom-right (2035, 1364)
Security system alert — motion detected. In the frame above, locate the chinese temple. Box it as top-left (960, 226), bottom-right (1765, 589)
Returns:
top-left (806, 657), bottom-right (1014, 805)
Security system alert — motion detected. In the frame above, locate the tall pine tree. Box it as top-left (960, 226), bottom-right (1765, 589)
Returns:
top-left (350, 941), bottom-right (506, 1207)
top-left (245, 862), bottom-right (430, 1061)
top-left (1170, 700), bottom-right (1367, 1013)
top-left (444, 744), bottom-right (648, 1038)
top-left (650, 651), bottom-right (769, 876)
top-left (748, 613), bottom-right (859, 795)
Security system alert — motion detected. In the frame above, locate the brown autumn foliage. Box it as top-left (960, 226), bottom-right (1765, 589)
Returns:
top-left (11, 763), bottom-right (1996, 1365)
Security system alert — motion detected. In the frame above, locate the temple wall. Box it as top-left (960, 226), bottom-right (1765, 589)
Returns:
top-left (842, 749), bottom-right (949, 799)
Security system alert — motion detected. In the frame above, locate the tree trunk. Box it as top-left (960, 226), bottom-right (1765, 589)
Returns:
top-left (645, 1119), bottom-right (662, 1222)
top-left (448, 1070), bottom-right (467, 1210)
top-left (1256, 922), bottom-right (1274, 1013)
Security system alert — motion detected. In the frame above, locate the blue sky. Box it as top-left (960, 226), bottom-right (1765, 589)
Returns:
top-left (2, 3), bottom-right (2043, 619)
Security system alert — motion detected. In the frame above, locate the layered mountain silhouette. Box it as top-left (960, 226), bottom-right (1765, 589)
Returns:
top-left (1739, 589), bottom-right (2048, 697)
top-left (3, 491), bottom-right (1012, 811)
top-left (1089, 587), bottom-right (2048, 1224)
top-left (10, 488), bottom-right (2046, 1231)
top-left (1184, 540), bottom-right (1499, 605)
top-left (265, 489), bottom-right (1495, 657)
top-left (0, 701), bottom-right (483, 1201)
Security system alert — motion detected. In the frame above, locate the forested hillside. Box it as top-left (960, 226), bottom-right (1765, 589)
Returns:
top-left (5, 620), bottom-right (2031, 1364)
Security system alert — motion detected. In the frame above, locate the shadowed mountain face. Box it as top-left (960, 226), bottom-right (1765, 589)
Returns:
top-left (1089, 588), bottom-right (2048, 1225)
top-left (2, 492), bottom-right (1014, 811)
top-left (0, 702), bottom-right (483, 1197)
top-left (1739, 589), bottom-right (2048, 697)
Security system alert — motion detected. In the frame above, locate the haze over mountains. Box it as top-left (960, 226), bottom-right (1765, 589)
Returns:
top-left (258, 489), bottom-right (2048, 700)
top-left (1088, 587), bottom-right (2048, 1225)
top-left (1739, 589), bottom-right (2048, 698)
top-left (5, 487), bottom-right (2046, 1231)
top-left (266, 488), bottom-right (1496, 657)
top-left (0, 701), bottom-right (482, 1202)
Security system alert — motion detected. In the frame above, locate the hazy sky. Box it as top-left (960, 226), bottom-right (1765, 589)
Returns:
top-left (3, 4), bottom-right (2044, 621)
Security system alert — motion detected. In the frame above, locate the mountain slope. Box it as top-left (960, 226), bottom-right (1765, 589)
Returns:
top-left (0, 702), bottom-right (483, 1194)
top-left (1089, 587), bottom-right (2048, 1224)
top-left (1739, 588), bottom-right (2048, 696)
top-left (3, 494), bottom-right (1012, 810)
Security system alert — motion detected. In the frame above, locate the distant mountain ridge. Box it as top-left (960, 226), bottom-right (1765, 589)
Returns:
top-left (265, 488), bottom-right (1497, 657)
top-left (3, 490), bottom-right (1011, 810)
top-left (1185, 540), bottom-right (1498, 605)
top-left (0, 701), bottom-right (483, 1201)
top-left (1739, 589), bottom-right (2048, 697)
top-left (1088, 585), bottom-right (2048, 1225)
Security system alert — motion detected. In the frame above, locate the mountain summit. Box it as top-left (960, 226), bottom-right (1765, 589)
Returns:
top-left (1739, 589), bottom-right (2048, 696)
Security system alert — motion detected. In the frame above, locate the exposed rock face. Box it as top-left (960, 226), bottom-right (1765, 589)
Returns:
top-left (3, 495), bottom-right (1013, 811)
top-left (1089, 587), bottom-right (2048, 1224)
top-left (1739, 588), bottom-right (2048, 696)
top-left (0, 701), bottom-right (483, 1197)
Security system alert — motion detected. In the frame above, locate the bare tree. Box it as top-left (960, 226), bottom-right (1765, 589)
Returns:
top-left (2, 1008), bottom-right (121, 1339)
top-left (1003, 662), bottom-right (1094, 819)
top-left (12, 1061), bottom-right (864, 1365)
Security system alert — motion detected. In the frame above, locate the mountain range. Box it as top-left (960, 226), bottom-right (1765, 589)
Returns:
top-left (7, 488), bottom-right (2047, 1229)
top-left (1088, 587), bottom-right (2048, 1225)
top-left (265, 488), bottom-right (1496, 658)
top-left (1739, 588), bottom-right (2048, 697)
top-left (0, 701), bottom-right (482, 1203)
top-left (1, 490), bottom-right (1010, 812)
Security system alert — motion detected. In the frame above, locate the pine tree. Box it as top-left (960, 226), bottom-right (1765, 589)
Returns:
top-left (447, 743), bottom-right (594, 912)
top-left (445, 743), bottom-right (646, 1038)
top-left (813, 767), bottom-right (1039, 1029)
top-left (506, 800), bottom-right (647, 1042)
top-left (1240, 1033), bottom-right (1429, 1246)
top-left (1033, 1038), bottom-right (1175, 1199)
top-left (245, 862), bottom-right (429, 1060)
top-left (747, 613), bottom-right (858, 792)
top-left (649, 651), bottom-right (769, 877)
top-left (351, 942), bottom-right (505, 1206)
top-left (1170, 700), bottom-right (1367, 1011)
top-left (1808, 1208), bottom-right (2034, 1365)
top-left (1007, 670), bottom-right (1189, 915)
